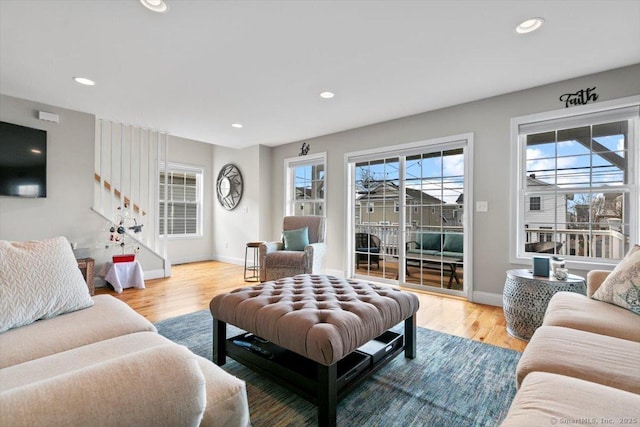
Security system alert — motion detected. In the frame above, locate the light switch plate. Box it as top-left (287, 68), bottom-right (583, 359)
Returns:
top-left (476, 201), bottom-right (488, 212)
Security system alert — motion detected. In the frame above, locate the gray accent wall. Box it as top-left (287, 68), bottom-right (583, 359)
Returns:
top-left (0, 94), bottom-right (216, 276)
top-left (0, 95), bottom-right (103, 248)
top-left (266, 64), bottom-right (640, 302)
top-left (2, 64), bottom-right (638, 303)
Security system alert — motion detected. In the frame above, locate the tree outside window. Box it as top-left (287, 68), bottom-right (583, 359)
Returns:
top-left (513, 101), bottom-right (639, 264)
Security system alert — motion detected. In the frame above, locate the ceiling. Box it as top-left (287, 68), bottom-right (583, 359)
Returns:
top-left (1, 1), bottom-right (639, 149)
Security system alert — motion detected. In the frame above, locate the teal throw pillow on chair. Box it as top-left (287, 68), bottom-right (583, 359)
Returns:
top-left (283, 227), bottom-right (309, 251)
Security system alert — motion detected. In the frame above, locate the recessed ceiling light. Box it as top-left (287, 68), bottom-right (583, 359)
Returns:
top-left (320, 91), bottom-right (335, 99)
top-left (231, 123), bottom-right (243, 128)
top-left (73, 77), bottom-right (95, 86)
top-left (516, 17), bottom-right (544, 34)
top-left (140, 0), bottom-right (168, 13)
top-left (30, 149), bottom-right (42, 154)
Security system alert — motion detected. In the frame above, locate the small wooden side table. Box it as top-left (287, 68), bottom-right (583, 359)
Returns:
top-left (503, 269), bottom-right (586, 341)
top-left (244, 241), bottom-right (264, 281)
top-left (76, 257), bottom-right (95, 295)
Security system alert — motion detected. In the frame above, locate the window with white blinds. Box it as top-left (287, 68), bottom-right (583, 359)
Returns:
top-left (159, 163), bottom-right (203, 237)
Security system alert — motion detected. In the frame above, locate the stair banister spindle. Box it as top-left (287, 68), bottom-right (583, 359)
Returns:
top-left (149, 128), bottom-right (154, 249)
top-left (163, 132), bottom-right (169, 267)
top-left (99, 119), bottom-right (104, 214)
top-left (94, 119), bottom-right (169, 277)
top-left (130, 125), bottom-right (134, 215)
top-left (110, 121), bottom-right (115, 216)
top-left (139, 127), bottom-right (142, 227)
top-left (119, 123), bottom-right (124, 210)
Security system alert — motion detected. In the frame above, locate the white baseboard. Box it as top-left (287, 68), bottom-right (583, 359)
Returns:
top-left (471, 291), bottom-right (503, 307)
top-left (136, 260), bottom-right (504, 309)
top-left (168, 255), bottom-right (212, 266)
top-left (93, 268), bottom-right (166, 288)
top-left (324, 268), bottom-right (346, 278)
top-left (93, 277), bottom-right (108, 289)
top-left (144, 269), bottom-right (166, 280)
top-left (212, 255), bottom-right (244, 266)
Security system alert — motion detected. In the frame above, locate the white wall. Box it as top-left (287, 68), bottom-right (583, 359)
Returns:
top-left (0, 94), bottom-right (164, 275)
top-left (163, 135), bottom-right (215, 265)
top-left (0, 94), bottom-right (217, 279)
top-left (265, 64), bottom-right (640, 302)
top-left (258, 144), bottom-right (273, 242)
top-left (212, 144), bottom-right (271, 265)
top-left (4, 64), bottom-right (638, 303)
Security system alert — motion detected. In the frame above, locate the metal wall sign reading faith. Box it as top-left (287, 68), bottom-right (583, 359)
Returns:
top-left (559, 86), bottom-right (598, 108)
top-left (216, 164), bottom-right (243, 210)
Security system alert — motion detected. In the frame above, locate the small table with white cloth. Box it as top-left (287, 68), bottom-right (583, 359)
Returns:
top-left (99, 261), bottom-right (145, 293)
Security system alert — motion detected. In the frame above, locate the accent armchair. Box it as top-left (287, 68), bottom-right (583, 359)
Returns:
top-left (259, 216), bottom-right (327, 282)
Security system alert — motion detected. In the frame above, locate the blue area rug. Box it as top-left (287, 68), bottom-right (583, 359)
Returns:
top-left (156, 310), bottom-right (520, 427)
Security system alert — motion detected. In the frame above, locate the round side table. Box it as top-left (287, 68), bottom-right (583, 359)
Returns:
top-left (503, 269), bottom-right (586, 341)
top-left (244, 241), bottom-right (264, 281)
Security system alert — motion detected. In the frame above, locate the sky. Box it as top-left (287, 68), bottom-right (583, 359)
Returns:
top-left (355, 151), bottom-right (464, 204)
top-left (526, 135), bottom-right (625, 189)
top-left (296, 129), bottom-right (626, 207)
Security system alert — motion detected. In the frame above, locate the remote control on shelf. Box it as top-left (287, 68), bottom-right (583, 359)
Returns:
top-left (232, 340), bottom-right (272, 358)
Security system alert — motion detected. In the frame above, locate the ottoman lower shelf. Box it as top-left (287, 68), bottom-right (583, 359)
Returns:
top-left (209, 275), bottom-right (420, 427)
top-left (224, 330), bottom-right (404, 404)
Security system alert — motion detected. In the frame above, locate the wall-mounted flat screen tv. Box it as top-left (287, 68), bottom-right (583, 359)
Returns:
top-left (0, 121), bottom-right (47, 198)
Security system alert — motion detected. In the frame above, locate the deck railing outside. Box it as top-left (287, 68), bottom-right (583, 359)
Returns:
top-left (355, 223), bottom-right (463, 257)
top-left (525, 228), bottom-right (626, 260)
top-left (355, 224), bottom-right (626, 261)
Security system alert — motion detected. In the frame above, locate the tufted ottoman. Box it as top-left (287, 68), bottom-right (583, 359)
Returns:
top-left (210, 274), bottom-right (420, 427)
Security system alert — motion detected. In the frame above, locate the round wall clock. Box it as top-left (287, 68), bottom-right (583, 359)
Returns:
top-left (216, 163), bottom-right (243, 210)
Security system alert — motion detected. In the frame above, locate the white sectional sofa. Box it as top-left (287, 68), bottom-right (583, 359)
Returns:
top-left (0, 236), bottom-right (250, 426)
top-left (501, 246), bottom-right (640, 425)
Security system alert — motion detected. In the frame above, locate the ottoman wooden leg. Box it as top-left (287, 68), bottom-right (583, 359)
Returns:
top-left (317, 363), bottom-right (337, 427)
top-left (213, 318), bottom-right (227, 366)
top-left (405, 314), bottom-right (416, 359)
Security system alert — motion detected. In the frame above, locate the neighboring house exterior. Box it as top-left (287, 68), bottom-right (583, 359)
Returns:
top-left (355, 182), bottom-right (463, 231)
top-left (524, 175), bottom-right (567, 243)
top-left (524, 176), bottom-right (625, 258)
top-left (294, 184), bottom-right (324, 216)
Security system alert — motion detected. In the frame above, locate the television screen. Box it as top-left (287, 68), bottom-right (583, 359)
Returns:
top-left (0, 121), bottom-right (47, 198)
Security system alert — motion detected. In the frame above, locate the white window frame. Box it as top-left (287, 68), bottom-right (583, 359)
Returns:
top-left (284, 152), bottom-right (327, 217)
top-left (510, 95), bottom-right (640, 269)
top-left (158, 161), bottom-right (204, 238)
top-left (345, 132), bottom-right (474, 298)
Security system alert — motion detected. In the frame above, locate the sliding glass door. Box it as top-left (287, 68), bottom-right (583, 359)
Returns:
top-left (349, 137), bottom-right (469, 296)
top-left (354, 157), bottom-right (400, 281)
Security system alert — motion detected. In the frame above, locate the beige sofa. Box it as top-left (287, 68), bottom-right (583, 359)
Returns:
top-left (501, 270), bottom-right (640, 425)
top-left (0, 237), bottom-right (250, 427)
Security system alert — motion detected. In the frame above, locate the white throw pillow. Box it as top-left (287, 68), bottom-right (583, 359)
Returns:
top-left (0, 236), bottom-right (94, 333)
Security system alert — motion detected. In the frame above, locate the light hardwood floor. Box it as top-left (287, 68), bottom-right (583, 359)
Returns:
top-left (96, 260), bottom-right (527, 352)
